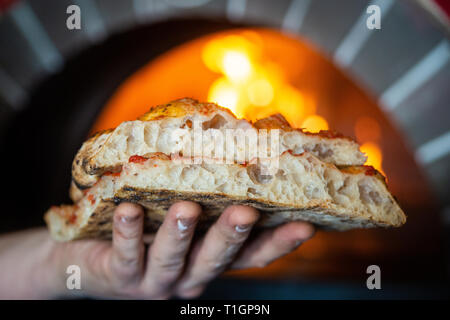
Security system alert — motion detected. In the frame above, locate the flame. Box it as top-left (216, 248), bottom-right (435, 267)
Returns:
top-left (203, 33), bottom-right (322, 129)
top-left (202, 35), bottom-right (258, 74)
top-left (222, 50), bottom-right (252, 82)
top-left (360, 142), bottom-right (384, 175)
top-left (208, 77), bottom-right (239, 113)
top-left (247, 78), bottom-right (274, 106)
top-left (301, 115), bottom-right (329, 133)
top-left (354, 116), bottom-right (384, 175)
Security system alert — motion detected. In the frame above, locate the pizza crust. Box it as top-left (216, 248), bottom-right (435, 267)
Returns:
top-left (46, 151), bottom-right (405, 241)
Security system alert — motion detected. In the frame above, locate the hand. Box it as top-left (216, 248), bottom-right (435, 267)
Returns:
top-left (51, 201), bottom-right (315, 299)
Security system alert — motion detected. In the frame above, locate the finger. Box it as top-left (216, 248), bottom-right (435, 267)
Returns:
top-left (143, 201), bottom-right (202, 294)
top-left (110, 203), bottom-right (145, 284)
top-left (231, 221), bottom-right (315, 269)
top-left (175, 205), bottom-right (259, 297)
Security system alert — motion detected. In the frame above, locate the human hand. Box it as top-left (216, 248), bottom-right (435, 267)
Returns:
top-left (52, 201), bottom-right (315, 299)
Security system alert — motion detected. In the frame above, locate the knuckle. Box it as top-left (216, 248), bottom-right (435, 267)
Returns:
top-left (217, 225), bottom-right (248, 245)
top-left (111, 250), bottom-right (143, 281)
top-left (119, 256), bottom-right (141, 267)
top-left (113, 259), bottom-right (140, 278)
top-left (112, 267), bottom-right (140, 285)
top-left (114, 225), bottom-right (141, 241)
top-left (152, 254), bottom-right (185, 274)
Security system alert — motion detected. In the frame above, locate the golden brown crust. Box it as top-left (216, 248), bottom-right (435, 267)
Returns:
top-left (87, 128), bottom-right (115, 140)
top-left (69, 180), bottom-right (85, 202)
top-left (338, 165), bottom-right (387, 185)
top-left (253, 114), bottom-right (293, 130)
top-left (138, 98), bottom-right (236, 121)
top-left (253, 113), bottom-right (355, 141)
top-left (72, 128), bottom-right (114, 189)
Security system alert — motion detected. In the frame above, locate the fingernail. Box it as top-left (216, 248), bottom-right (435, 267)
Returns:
top-left (177, 218), bottom-right (195, 231)
top-left (235, 224), bottom-right (252, 233)
top-left (120, 215), bottom-right (139, 224)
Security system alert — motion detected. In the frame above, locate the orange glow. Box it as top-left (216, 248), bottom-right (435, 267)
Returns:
top-left (301, 115), bottom-right (329, 133)
top-left (91, 29), bottom-right (322, 133)
top-left (360, 142), bottom-right (384, 175)
top-left (355, 116), bottom-right (381, 143)
top-left (247, 78), bottom-right (274, 106)
top-left (208, 77), bottom-right (240, 115)
top-left (202, 33), bottom-right (317, 125)
top-left (222, 50), bottom-right (252, 82)
top-left (202, 35), bottom-right (259, 74)
top-left (355, 117), bottom-right (384, 175)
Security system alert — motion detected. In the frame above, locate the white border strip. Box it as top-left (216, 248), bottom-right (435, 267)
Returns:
top-left (75, 0), bottom-right (107, 42)
top-left (0, 68), bottom-right (28, 110)
top-left (282, 0), bottom-right (311, 32)
top-left (9, 2), bottom-right (63, 73)
top-left (334, 0), bottom-right (394, 68)
top-left (380, 40), bottom-right (450, 111)
top-left (227, 0), bottom-right (247, 22)
top-left (415, 130), bottom-right (450, 165)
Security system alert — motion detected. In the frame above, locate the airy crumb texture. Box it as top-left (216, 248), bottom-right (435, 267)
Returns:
top-left (72, 98), bottom-right (366, 189)
top-left (46, 98), bottom-right (405, 241)
top-left (46, 152), bottom-right (406, 241)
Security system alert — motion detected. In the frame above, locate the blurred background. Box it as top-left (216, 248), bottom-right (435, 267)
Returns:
top-left (0, 0), bottom-right (449, 299)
